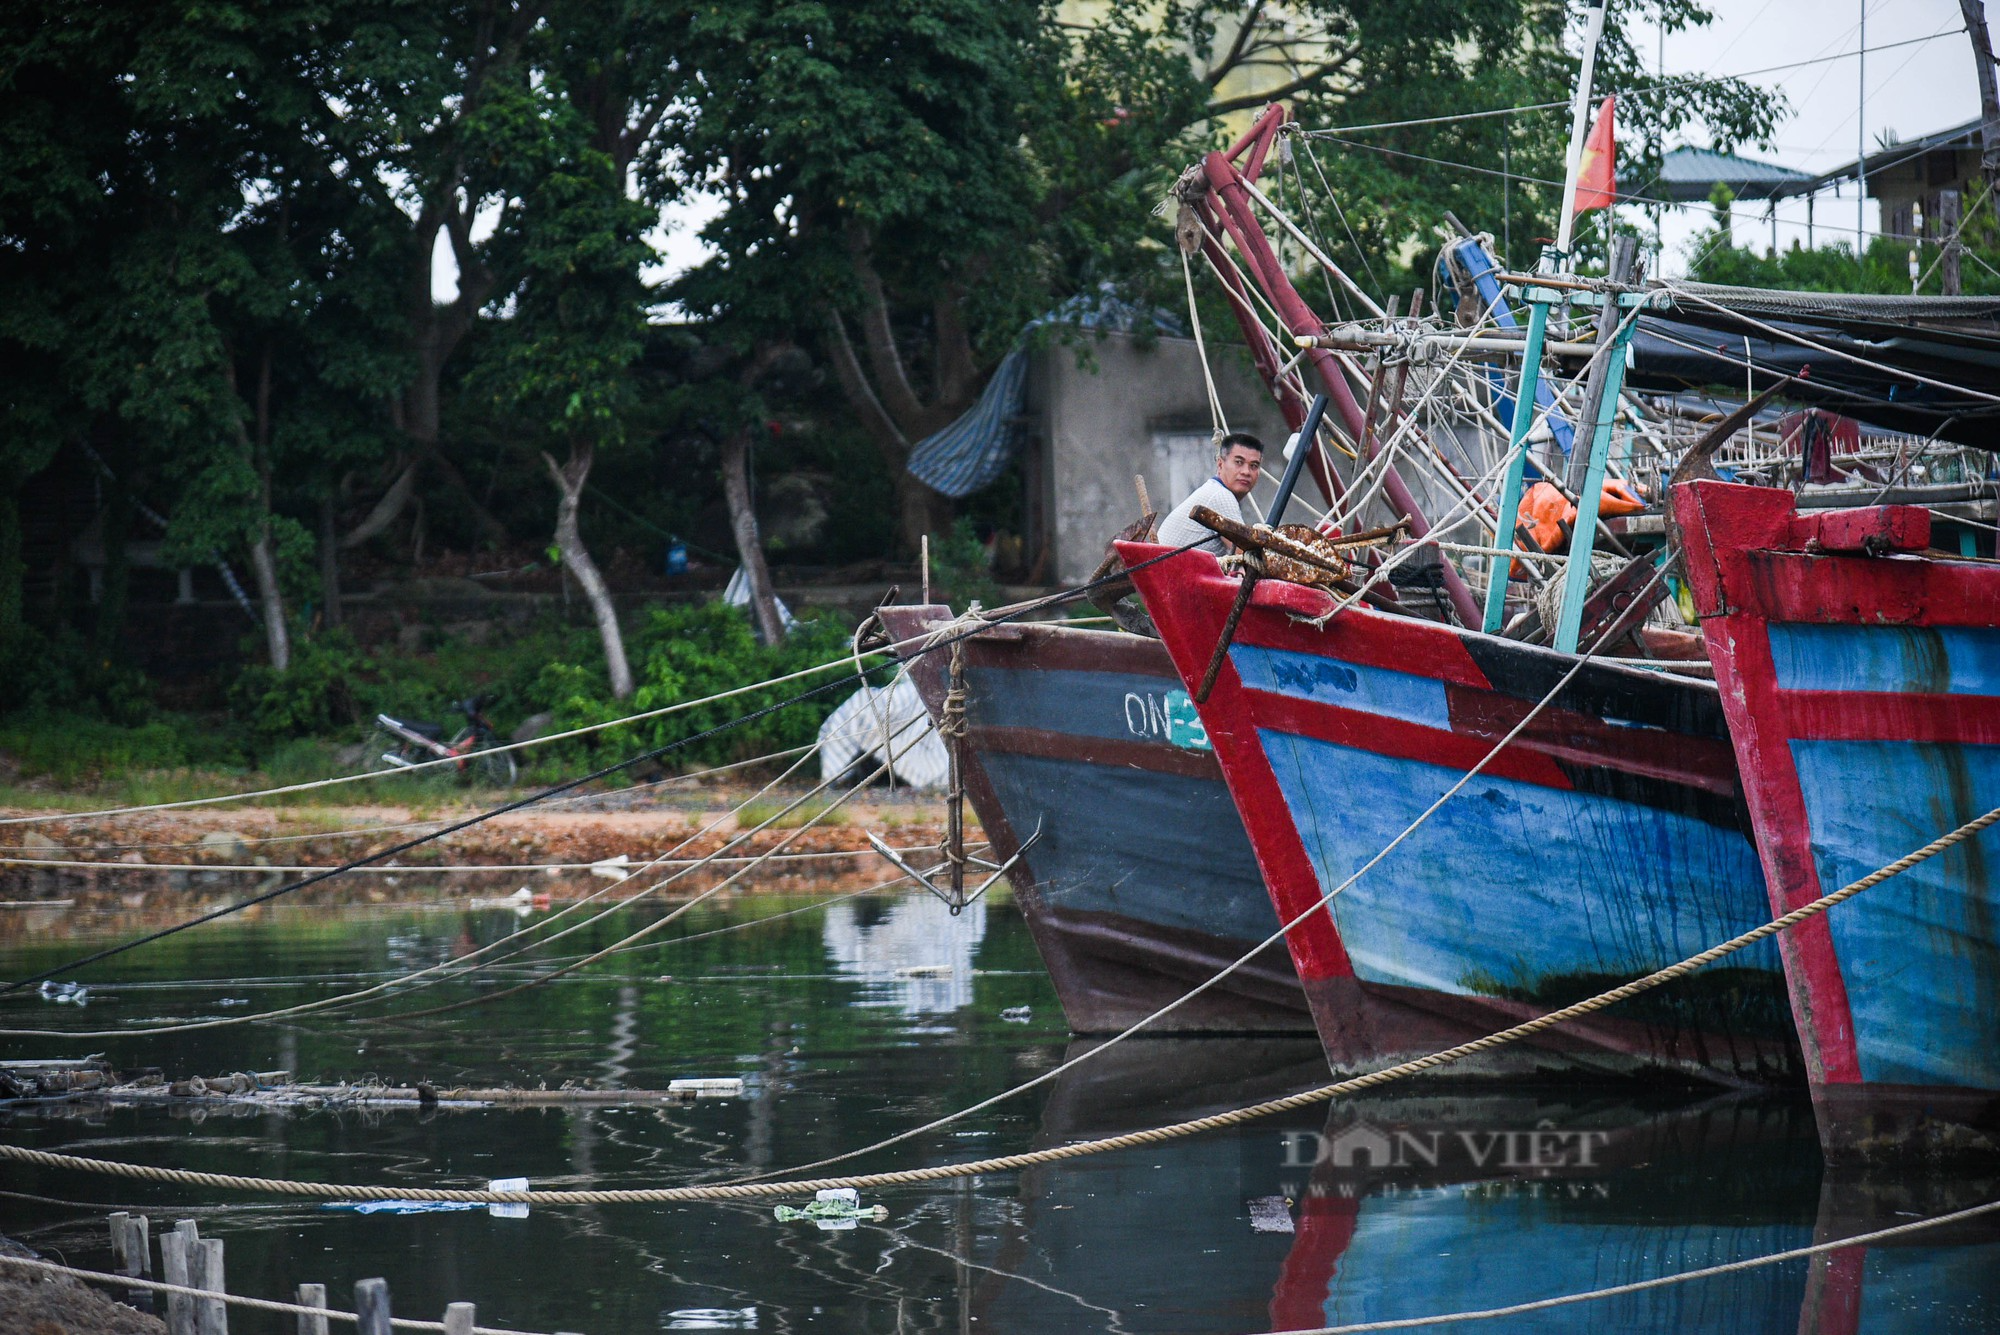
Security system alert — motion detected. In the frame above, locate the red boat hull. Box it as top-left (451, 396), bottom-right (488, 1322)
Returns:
top-left (1674, 479), bottom-right (2000, 1161)
top-left (1122, 542), bottom-right (1799, 1086)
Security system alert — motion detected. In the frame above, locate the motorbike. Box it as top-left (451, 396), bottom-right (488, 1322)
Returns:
top-left (367, 694), bottom-right (518, 786)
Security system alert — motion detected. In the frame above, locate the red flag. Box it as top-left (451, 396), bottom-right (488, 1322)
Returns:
top-left (1572, 96), bottom-right (1616, 215)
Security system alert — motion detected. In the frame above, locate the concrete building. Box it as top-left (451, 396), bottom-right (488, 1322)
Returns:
top-left (1020, 331), bottom-right (1290, 584)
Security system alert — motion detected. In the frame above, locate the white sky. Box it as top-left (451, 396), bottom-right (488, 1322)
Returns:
top-left (1650, 0), bottom-right (1982, 274)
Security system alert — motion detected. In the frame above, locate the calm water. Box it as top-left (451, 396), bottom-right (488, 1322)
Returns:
top-left (2, 890), bottom-right (1996, 1334)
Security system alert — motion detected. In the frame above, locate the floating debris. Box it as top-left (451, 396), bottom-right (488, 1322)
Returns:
top-left (665, 1307), bottom-right (759, 1330)
top-left (325, 1177), bottom-right (529, 1218)
top-left (1247, 1196), bottom-right (1295, 1234)
top-left (0, 1060), bottom-right (738, 1110)
top-left (37, 981), bottom-right (88, 1006)
top-left (999, 1006), bottom-right (1032, 1023)
top-left (667, 1077), bottom-right (744, 1098)
top-left (773, 1188), bottom-right (887, 1230)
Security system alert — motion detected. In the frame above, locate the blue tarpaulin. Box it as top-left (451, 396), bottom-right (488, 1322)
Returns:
top-left (905, 349), bottom-right (1030, 499)
top-left (904, 290), bottom-right (1183, 499)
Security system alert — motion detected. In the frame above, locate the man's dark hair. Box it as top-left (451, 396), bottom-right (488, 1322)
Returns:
top-left (1217, 432), bottom-right (1264, 456)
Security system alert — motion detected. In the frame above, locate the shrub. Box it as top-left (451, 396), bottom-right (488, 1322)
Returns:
top-left (228, 632), bottom-right (370, 746)
top-left (534, 601), bottom-right (871, 771)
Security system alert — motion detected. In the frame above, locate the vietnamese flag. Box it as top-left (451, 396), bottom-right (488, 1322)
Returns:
top-left (1572, 96), bottom-right (1616, 215)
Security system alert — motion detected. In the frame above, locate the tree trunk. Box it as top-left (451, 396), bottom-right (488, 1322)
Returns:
top-left (543, 441), bottom-right (634, 699)
top-left (719, 427), bottom-right (787, 644)
top-left (895, 471), bottom-right (954, 562)
top-left (340, 454), bottom-right (421, 550)
top-left (226, 350), bottom-right (291, 670)
top-left (318, 493), bottom-right (343, 628)
top-left (248, 528), bottom-right (292, 669)
top-left (820, 308), bottom-right (961, 556)
top-left (0, 483), bottom-right (23, 662)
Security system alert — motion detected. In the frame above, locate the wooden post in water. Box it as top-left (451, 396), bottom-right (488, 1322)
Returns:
top-left (108, 1213), bottom-right (130, 1270)
top-left (355, 1278), bottom-right (391, 1335)
top-left (296, 1283), bottom-right (329, 1335)
top-left (194, 1236), bottom-right (227, 1335)
top-left (443, 1302), bottom-right (475, 1335)
top-left (160, 1222), bottom-right (197, 1335)
top-left (110, 1213), bottom-right (153, 1312)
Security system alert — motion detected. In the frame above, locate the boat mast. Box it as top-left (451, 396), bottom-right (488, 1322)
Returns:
top-left (1553, 0), bottom-right (1611, 266)
top-left (1481, 0), bottom-right (1626, 643)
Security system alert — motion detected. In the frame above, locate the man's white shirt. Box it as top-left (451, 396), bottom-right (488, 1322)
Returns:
top-left (1156, 476), bottom-right (1243, 555)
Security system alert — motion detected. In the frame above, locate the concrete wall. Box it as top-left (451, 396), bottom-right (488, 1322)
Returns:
top-left (1028, 332), bottom-right (1290, 584)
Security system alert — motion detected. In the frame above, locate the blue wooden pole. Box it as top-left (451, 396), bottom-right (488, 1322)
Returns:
top-left (1552, 312), bottom-right (1638, 653)
top-left (1480, 299), bottom-right (1551, 634)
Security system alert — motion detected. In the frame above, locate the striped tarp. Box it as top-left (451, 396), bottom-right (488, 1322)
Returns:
top-left (905, 349), bottom-right (1030, 499)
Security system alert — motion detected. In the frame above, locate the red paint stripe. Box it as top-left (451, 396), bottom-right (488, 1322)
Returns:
top-left (1736, 548), bottom-right (2000, 627)
top-left (1242, 689), bottom-right (1576, 791)
top-left (1124, 544), bottom-right (1356, 983)
top-left (1775, 690), bottom-right (2000, 746)
top-left (1444, 685), bottom-right (1741, 796)
top-left (1699, 616), bottom-right (1865, 1084)
top-left (1233, 600), bottom-right (1497, 691)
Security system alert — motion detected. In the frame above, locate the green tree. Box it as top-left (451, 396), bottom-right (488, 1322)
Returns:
top-left (672, 0), bottom-right (1780, 559)
top-left (486, 64), bottom-right (656, 697)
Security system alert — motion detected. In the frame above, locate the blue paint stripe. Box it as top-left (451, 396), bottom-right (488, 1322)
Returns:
top-left (1770, 624), bottom-right (2000, 696)
top-left (1789, 738), bottom-right (2000, 1088)
top-left (1255, 728), bottom-right (1777, 998)
top-left (1230, 645), bottom-right (1452, 731)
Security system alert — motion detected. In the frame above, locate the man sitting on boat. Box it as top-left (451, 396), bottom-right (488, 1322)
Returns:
top-left (1157, 433), bottom-right (1264, 555)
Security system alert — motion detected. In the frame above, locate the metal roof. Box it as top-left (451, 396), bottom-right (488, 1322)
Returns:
top-left (1651, 146), bottom-right (1812, 203)
top-left (1772, 118), bottom-right (1986, 198)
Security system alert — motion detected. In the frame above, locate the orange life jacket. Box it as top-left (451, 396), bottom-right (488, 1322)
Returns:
top-left (1510, 479), bottom-right (1646, 577)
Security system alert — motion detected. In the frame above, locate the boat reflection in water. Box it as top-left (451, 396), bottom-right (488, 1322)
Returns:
top-left (956, 1037), bottom-right (1984, 1333)
top-left (821, 889), bottom-right (987, 1016)
top-left (1796, 1173), bottom-right (2000, 1334)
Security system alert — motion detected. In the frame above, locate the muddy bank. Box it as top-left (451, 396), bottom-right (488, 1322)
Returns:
top-left (0, 786), bottom-right (974, 912)
top-left (0, 1238), bottom-right (162, 1335)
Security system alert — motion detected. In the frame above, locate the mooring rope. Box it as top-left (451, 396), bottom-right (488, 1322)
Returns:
top-left (27, 740), bottom-right (824, 856)
top-left (0, 1252), bottom-right (553, 1334)
top-left (1275, 1194), bottom-right (2000, 1334)
top-left (724, 577), bottom-right (1639, 1187)
top-left (374, 715), bottom-right (936, 1024)
top-left (0, 654), bottom-right (896, 827)
top-left (0, 845), bottom-right (940, 875)
top-left (3, 801), bottom-right (1991, 1204)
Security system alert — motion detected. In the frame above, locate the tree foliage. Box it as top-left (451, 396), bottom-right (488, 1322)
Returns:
top-left (0, 0), bottom-right (1786, 711)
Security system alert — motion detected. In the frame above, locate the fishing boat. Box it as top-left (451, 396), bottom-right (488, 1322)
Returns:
top-left (1096, 32), bottom-right (1808, 1081)
top-left (1121, 540), bottom-right (1799, 1083)
top-left (875, 603), bottom-right (1315, 1034)
top-left (1672, 478), bottom-right (2000, 1160)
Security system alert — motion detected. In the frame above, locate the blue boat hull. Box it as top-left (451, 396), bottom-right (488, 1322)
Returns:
top-left (880, 607), bottom-right (1312, 1034)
